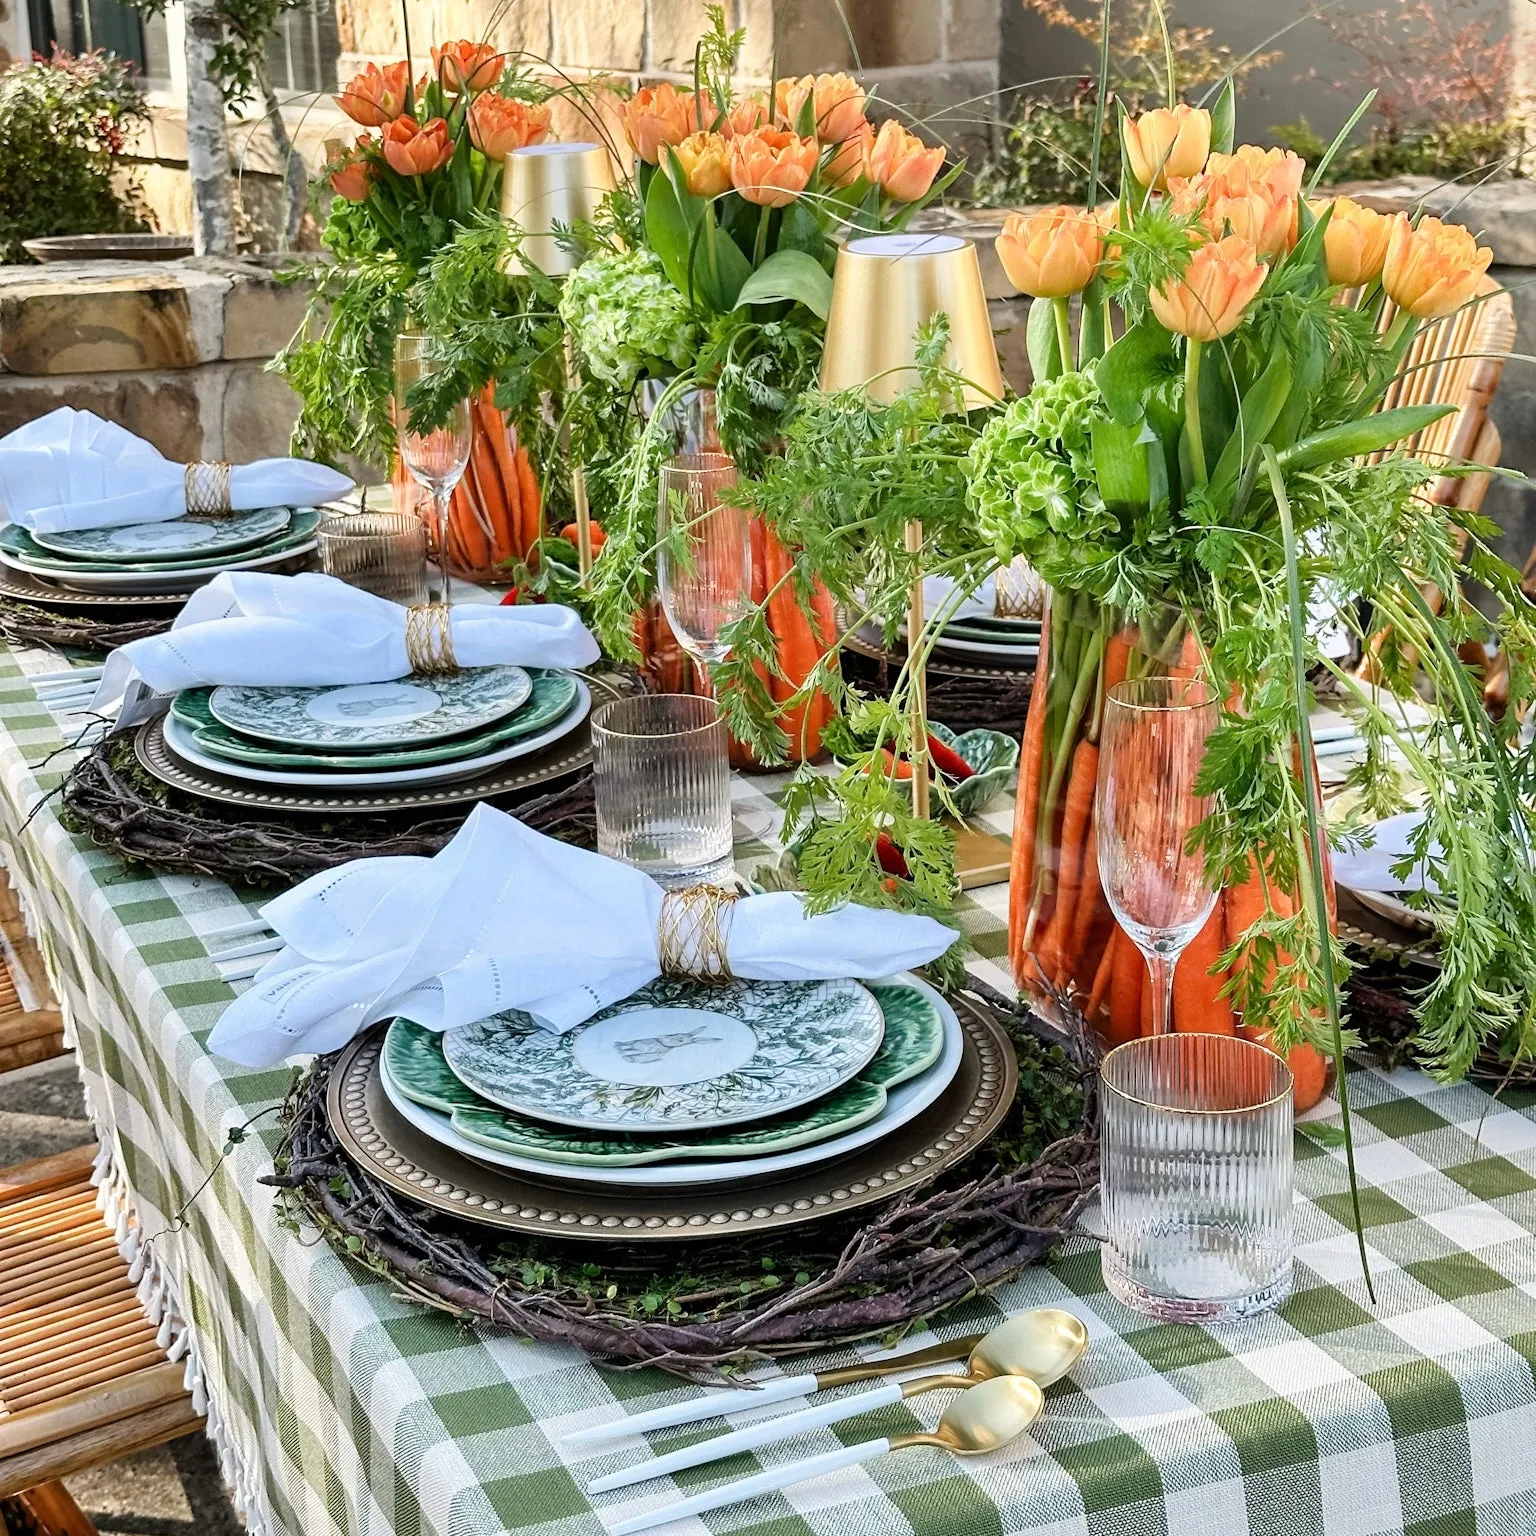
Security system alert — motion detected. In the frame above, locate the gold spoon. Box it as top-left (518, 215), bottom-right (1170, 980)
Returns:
top-left (588, 1309), bottom-right (1087, 1494)
top-left (609, 1376), bottom-right (1046, 1535)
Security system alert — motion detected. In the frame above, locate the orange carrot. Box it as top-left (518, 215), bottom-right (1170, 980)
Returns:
top-left (1172, 897), bottom-right (1236, 1034)
top-left (1007, 621), bottom-right (1052, 985)
top-left (1086, 932), bottom-right (1117, 1023)
top-left (1106, 923), bottom-right (1144, 1047)
top-left (1102, 627), bottom-right (1134, 696)
top-left (1067, 820), bottom-right (1113, 986)
top-left (478, 397), bottom-right (521, 563)
top-left (763, 525), bottom-right (833, 758)
top-left (1040, 739), bottom-right (1099, 983)
top-left (514, 445), bottom-right (542, 558)
top-left (464, 429), bottom-right (503, 572)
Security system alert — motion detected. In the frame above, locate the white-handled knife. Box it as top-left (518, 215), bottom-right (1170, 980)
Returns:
top-left (563, 1331), bottom-right (985, 1447)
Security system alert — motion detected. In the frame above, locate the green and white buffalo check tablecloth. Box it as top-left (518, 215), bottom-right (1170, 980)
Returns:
top-left (0, 642), bottom-right (1533, 1536)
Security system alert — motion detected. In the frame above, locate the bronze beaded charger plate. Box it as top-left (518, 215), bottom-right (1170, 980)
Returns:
top-left (325, 997), bottom-right (1017, 1241)
top-left (133, 669), bottom-right (629, 816)
top-left (0, 568), bottom-right (190, 610)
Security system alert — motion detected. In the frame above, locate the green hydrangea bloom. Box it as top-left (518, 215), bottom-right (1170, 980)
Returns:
top-left (558, 249), bottom-right (698, 390)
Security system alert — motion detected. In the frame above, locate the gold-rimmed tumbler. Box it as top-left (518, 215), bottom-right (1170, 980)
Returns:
top-left (1100, 1032), bottom-right (1295, 1322)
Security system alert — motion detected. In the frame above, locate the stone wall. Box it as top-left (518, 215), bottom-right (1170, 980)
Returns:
top-left (0, 259), bottom-right (311, 462)
top-left (334, 0), bottom-right (1003, 162)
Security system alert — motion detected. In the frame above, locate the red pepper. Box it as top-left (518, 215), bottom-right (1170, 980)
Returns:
top-left (926, 733), bottom-right (975, 780)
top-left (875, 833), bottom-right (910, 880)
top-left (498, 587), bottom-right (520, 606)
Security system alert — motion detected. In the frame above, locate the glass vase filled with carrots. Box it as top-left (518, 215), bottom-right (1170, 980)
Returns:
top-left (1008, 587), bottom-right (1332, 1111)
top-left (391, 381), bottom-right (543, 584)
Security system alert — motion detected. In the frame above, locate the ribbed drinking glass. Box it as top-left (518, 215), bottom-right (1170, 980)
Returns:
top-left (592, 694), bottom-right (733, 887)
top-left (318, 510), bottom-right (429, 605)
top-left (1100, 1032), bottom-right (1295, 1322)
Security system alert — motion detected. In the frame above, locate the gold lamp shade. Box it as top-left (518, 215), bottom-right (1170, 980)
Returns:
top-left (499, 142), bottom-right (617, 277)
top-left (820, 233), bottom-right (1003, 409)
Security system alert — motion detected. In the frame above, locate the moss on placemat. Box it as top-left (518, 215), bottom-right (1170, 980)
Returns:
top-left (268, 984), bottom-right (1095, 1379)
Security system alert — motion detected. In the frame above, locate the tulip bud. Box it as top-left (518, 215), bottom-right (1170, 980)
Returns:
top-left (1149, 233), bottom-right (1267, 341)
top-left (1310, 196), bottom-right (1393, 287)
top-left (1123, 103), bottom-right (1210, 190)
top-left (863, 120), bottom-right (946, 204)
top-left (1381, 214), bottom-right (1493, 320)
top-left (995, 205), bottom-right (1104, 299)
top-left (729, 127), bottom-right (818, 207)
top-left (674, 131), bottom-right (732, 198)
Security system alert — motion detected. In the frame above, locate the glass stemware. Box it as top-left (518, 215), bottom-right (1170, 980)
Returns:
top-left (1095, 675), bottom-right (1220, 1037)
top-left (656, 453), bottom-right (774, 844)
top-left (394, 333), bottom-right (470, 604)
top-left (656, 453), bottom-right (752, 668)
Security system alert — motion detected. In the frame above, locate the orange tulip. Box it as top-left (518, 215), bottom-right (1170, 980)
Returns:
top-left (1204, 145), bottom-right (1305, 201)
top-left (1149, 233), bottom-right (1267, 341)
top-left (824, 122), bottom-right (873, 188)
top-left (729, 127), bottom-right (818, 207)
top-left (1312, 195), bottom-right (1393, 287)
top-left (722, 94), bottom-right (770, 138)
top-left (1381, 214), bottom-right (1493, 319)
top-left (1170, 177), bottom-right (1295, 258)
top-left (995, 205), bottom-right (1104, 298)
top-left (431, 40), bottom-right (500, 96)
top-left (621, 83), bottom-right (715, 165)
top-left (335, 61), bottom-right (412, 127)
top-left (1123, 103), bottom-right (1210, 190)
top-left (863, 119), bottom-right (946, 203)
top-left (1169, 145), bottom-right (1303, 258)
top-left (467, 94), bottom-right (551, 158)
top-left (328, 139), bottom-right (375, 202)
top-left (774, 71), bottom-right (867, 143)
top-left (381, 115), bottom-right (454, 177)
top-left (674, 131), bottom-right (732, 198)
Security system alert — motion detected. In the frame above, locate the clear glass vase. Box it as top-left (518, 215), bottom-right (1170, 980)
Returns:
top-left (1009, 587), bottom-right (1334, 1110)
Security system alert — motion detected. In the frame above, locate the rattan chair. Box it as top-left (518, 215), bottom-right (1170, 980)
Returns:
top-left (0, 875), bottom-right (64, 1077)
top-left (1358, 278), bottom-right (1518, 685)
top-left (0, 1145), bottom-right (204, 1531)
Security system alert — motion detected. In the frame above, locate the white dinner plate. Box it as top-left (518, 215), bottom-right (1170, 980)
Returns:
top-left (0, 538), bottom-right (318, 594)
top-left (378, 974), bottom-right (965, 1189)
top-left (159, 676), bottom-right (590, 787)
top-left (930, 631), bottom-right (1041, 659)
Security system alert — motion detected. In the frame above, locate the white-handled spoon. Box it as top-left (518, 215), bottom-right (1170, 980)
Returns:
top-left (606, 1375), bottom-right (1044, 1536)
top-left (585, 1309), bottom-right (1087, 1493)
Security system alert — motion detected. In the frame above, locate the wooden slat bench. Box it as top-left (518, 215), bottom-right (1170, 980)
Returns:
top-left (0, 1145), bottom-right (204, 1529)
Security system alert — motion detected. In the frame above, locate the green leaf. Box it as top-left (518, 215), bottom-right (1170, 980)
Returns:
top-left (1210, 346), bottom-right (1292, 491)
top-left (1301, 1122), bottom-right (1348, 1147)
top-left (1077, 278), bottom-right (1107, 366)
top-left (1117, 99), bottom-right (1147, 206)
top-left (1277, 405), bottom-right (1455, 473)
top-left (1026, 296), bottom-right (1061, 382)
top-left (645, 161), bottom-right (703, 305)
top-left (734, 248), bottom-right (835, 318)
top-left (1092, 418), bottom-right (1151, 509)
top-left (776, 198), bottom-right (828, 261)
top-left (1209, 76), bottom-right (1236, 156)
top-left (1094, 318), bottom-right (1174, 426)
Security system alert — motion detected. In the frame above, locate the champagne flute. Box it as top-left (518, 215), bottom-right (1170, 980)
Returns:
top-left (394, 333), bottom-right (470, 604)
top-left (1096, 675), bottom-right (1220, 1037)
top-left (656, 453), bottom-right (751, 667)
top-left (656, 453), bottom-right (773, 842)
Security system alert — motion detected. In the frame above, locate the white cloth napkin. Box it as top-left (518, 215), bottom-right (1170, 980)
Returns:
top-left (93, 571), bottom-right (600, 711)
top-left (0, 408), bottom-right (353, 533)
top-left (206, 804), bottom-right (960, 1067)
top-left (1333, 811), bottom-right (1440, 893)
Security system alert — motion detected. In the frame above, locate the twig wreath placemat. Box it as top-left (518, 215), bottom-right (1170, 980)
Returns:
top-left (0, 593), bottom-right (175, 654)
top-left (59, 732), bottom-right (597, 887)
top-left (267, 981), bottom-right (1096, 1379)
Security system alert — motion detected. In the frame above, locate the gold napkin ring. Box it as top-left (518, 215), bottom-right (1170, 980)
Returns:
top-left (659, 884), bottom-right (738, 983)
top-left (183, 460), bottom-right (233, 519)
top-left (405, 603), bottom-right (459, 675)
